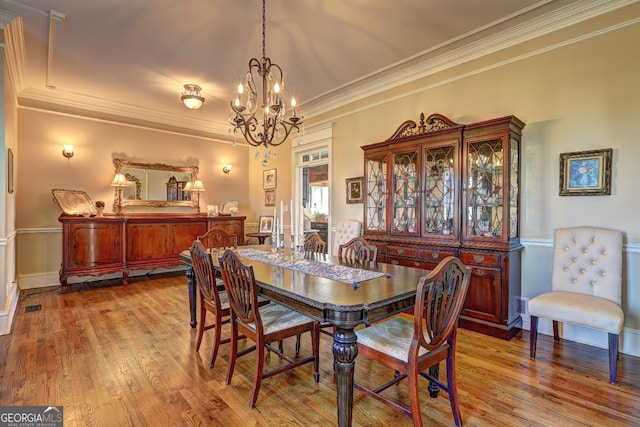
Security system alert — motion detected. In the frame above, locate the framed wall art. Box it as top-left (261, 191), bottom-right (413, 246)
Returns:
top-left (258, 216), bottom-right (274, 233)
top-left (559, 148), bottom-right (612, 196)
top-left (263, 168), bottom-right (277, 189)
top-left (265, 189), bottom-right (276, 206)
top-left (345, 176), bottom-right (364, 204)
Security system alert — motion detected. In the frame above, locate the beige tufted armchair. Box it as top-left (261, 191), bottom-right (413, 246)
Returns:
top-left (528, 226), bottom-right (624, 383)
top-left (332, 219), bottom-right (362, 255)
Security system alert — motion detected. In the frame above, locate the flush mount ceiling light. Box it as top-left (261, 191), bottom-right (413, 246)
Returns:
top-left (181, 84), bottom-right (205, 110)
top-left (228, 0), bottom-right (303, 166)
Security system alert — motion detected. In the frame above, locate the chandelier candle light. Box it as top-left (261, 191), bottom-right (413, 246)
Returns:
top-left (229, 0), bottom-right (303, 166)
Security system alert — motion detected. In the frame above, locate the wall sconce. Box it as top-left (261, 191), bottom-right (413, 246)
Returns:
top-left (62, 144), bottom-right (74, 159)
top-left (110, 173), bottom-right (129, 215)
top-left (222, 164), bottom-right (232, 174)
top-left (181, 84), bottom-right (205, 110)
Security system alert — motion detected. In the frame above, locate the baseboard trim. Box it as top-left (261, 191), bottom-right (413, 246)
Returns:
top-left (0, 282), bottom-right (19, 335)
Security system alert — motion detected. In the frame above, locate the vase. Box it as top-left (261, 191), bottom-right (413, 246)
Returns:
top-left (96, 207), bottom-right (104, 217)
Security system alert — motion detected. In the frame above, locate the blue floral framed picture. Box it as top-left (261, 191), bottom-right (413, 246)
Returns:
top-left (559, 148), bottom-right (612, 196)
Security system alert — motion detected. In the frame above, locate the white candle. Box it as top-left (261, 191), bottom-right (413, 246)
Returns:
top-left (280, 200), bottom-right (284, 241)
top-left (290, 200), bottom-right (294, 240)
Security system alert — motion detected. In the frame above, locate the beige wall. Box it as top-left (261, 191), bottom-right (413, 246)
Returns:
top-left (16, 109), bottom-right (250, 283)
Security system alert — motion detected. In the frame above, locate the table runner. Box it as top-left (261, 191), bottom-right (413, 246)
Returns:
top-left (236, 247), bottom-right (388, 286)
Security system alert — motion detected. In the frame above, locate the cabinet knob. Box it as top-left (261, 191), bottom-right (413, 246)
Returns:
top-left (473, 255), bottom-right (485, 263)
top-left (397, 249), bottom-right (404, 255)
top-left (392, 260), bottom-right (399, 265)
top-left (431, 253), bottom-right (439, 259)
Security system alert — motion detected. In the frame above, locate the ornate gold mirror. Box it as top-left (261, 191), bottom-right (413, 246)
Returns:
top-left (113, 158), bottom-right (200, 209)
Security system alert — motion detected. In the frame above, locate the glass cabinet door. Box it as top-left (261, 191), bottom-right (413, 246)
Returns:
top-left (423, 143), bottom-right (456, 236)
top-left (391, 150), bottom-right (419, 235)
top-left (364, 154), bottom-right (388, 232)
top-left (508, 136), bottom-right (519, 239)
top-left (466, 139), bottom-right (505, 238)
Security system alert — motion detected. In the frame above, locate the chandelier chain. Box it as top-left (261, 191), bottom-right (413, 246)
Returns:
top-left (228, 0), bottom-right (304, 161)
top-left (262, 0), bottom-right (266, 60)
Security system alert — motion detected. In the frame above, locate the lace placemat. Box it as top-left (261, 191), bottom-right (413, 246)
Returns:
top-left (236, 248), bottom-right (388, 287)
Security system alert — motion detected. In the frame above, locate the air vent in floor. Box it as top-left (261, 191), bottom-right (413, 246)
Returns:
top-left (25, 304), bottom-right (41, 313)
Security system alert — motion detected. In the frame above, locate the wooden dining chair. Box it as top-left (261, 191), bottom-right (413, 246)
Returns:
top-left (197, 227), bottom-right (239, 288)
top-left (354, 256), bottom-right (471, 427)
top-left (189, 240), bottom-right (234, 368)
top-left (219, 249), bottom-right (320, 408)
top-left (304, 232), bottom-right (326, 254)
top-left (338, 236), bottom-right (378, 263)
top-left (197, 228), bottom-right (238, 250)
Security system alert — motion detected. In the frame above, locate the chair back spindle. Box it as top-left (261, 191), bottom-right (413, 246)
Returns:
top-left (219, 250), bottom-right (262, 334)
top-left (338, 236), bottom-right (378, 263)
top-left (414, 257), bottom-right (470, 352)
top-left (198, 228), bottom-right (238, 250)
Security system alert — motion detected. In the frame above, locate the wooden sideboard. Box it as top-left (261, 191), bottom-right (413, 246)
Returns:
top-left (58, 214), bottom-right (245, 288)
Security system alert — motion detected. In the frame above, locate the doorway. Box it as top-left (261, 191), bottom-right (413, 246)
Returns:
top-left (293, 145), bottom-right (330, 253)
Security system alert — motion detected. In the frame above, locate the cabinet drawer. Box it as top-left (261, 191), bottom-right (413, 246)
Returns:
top-left (387, 245), bottom-right (417, 258)
top-left (459, 251), bottom-right (501, 267)
top-left (387, 256), bottom-right (429, 269)
top-left (417, 248), bottom-right (456, 262)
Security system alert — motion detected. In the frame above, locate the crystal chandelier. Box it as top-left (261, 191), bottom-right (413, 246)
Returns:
top-left (229, 0), bottom-right (303, 166)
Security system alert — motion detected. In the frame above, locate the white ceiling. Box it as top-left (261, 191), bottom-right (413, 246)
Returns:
top-left (0, 0), bottom-right (608, 141)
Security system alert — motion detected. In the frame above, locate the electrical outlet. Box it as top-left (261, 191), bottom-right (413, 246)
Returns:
top-left (517, 297), bottom-right (529, 315)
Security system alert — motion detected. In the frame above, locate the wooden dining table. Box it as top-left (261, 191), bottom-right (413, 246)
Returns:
top-left (180, 245), bottom-right (430, 427)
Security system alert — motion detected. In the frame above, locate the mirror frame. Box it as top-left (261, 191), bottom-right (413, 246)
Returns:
top-left (113, 158), bottom-right (199, 208)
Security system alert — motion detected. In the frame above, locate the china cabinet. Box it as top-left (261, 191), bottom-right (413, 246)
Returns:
top-left (361, 113), bottom-right (525, 339)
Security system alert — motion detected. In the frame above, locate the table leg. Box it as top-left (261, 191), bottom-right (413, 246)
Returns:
top-left (333, 326), bottom-right (358, 427)
top-left (186, 265), bottom-right (197, 328)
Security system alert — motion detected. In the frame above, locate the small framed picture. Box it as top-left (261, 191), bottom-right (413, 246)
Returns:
top-left (265, 189), bottom-right (276, 206)
top-left (263, 168), bottom-right (277, 189)
top-left (258, 216), bottom-right (274, 233)
top-left (345, 176), bottom-right (364, 204)
top-left (559, 148), bottom-right (612, 196)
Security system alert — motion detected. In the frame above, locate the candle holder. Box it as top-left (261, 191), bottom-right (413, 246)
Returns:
top-left (291, 234), bottom-right (304, 261)
top-left (271, 221), bottom-right (278, 255)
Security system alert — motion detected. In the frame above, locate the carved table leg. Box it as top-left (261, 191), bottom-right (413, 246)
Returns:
top-left (333, 326), bottom-right (358, 427)
top-left (186, 265), bottom-right (197, 328)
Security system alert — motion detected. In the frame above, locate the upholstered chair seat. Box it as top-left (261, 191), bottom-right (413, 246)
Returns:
top-left (356, 317), bottom-right (432, 361)
top-left (528, 226), bottom-right (624, 384)
top-left (528, 292), bottom-right (623, 334)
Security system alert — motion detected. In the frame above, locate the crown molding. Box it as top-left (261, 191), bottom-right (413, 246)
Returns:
top-left (18, 86), bottom-right (230, 135)
top-left (3, 14), bottom-right (26, 93)
top-left (303, 0), bottom-right (637, 118)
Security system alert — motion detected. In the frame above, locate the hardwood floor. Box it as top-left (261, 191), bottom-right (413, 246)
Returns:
top-left (1, 272), bottom-right (639, 426)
